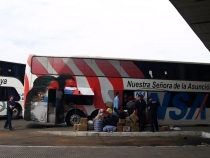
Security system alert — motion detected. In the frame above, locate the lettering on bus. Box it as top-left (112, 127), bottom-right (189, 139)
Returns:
top-left (0, 79), bottom-right (7, 86)
top-left (150, 92), bottom-right (208, 120)
top-left (126, 80), bottom-right (210, 91)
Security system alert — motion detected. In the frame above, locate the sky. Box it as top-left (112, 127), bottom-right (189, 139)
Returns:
top-left (0, 0), bottom-right (210, 64)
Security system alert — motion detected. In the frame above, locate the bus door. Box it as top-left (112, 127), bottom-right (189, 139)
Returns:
top-left (47, 89), bottom-right (56, 123)
top-left (47, 89), bottom-right (64, 124)
top-left (0, 87), bottom-right (7, 115)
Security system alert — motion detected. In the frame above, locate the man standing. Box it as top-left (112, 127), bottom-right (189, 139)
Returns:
top-left (4, 95), bottom-right (15, 131)
top-left (146, 97), bottom-right (160, 132)
top-left (113, 92), bottom-right (120, 114)
top-left (133, 95), bottom-right (146, 131)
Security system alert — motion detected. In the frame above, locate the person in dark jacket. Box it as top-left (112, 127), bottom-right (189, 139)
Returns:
top-left (4, 95), bottom-right (15, 130)
top-left (133, 95), bottom-right (146, 131)
top-left (126, 97), bottom-right (134, 116)
top-left (146, 97), bottom-right (160, 132)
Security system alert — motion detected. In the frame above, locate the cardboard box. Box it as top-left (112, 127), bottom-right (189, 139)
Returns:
top-left (117, 123), bottom-right (124, 126)
top-left (131, 127), bottom-right (140, 132)
top-left (131, 122), bottom-right (139, 127)
top-left (74, 124), bottom-right (79, 130)
top-left (130, 113), bottom-right (139, 123)
top-left (87, 125), bottom-right (94, 130)
top-left (80, 118), bottom-right (87, 125)
top-left (77, 124), bottom-right (87, 131)
top-left (106, 101), bottom-right (113, 108)
top-left (125, 123), bottom-right (131, 127)
top-left (125, 119), bottom-right (132, 124)
top-left (117, 126), bottom-right (123, 132)
top-left (123, 126), bottom-right (131, 132)
top-left (169, 125), bottom-right (174, 128)
top-left (162, 126), bottom-right (170, 131)
top-left (119, 119), bottom-right (126, 124)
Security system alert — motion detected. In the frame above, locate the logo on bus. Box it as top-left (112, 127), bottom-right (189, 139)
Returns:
top-left (0, 104), bottom-right (6, 112)
top-left (0, 79), bottom-right (7, 86)
top-left (151, 93), bottom-right (208, 120)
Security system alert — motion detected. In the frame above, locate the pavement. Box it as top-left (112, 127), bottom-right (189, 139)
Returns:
top-left (38, 124), bottom-right (210, 138)
top-left (0, 146), bottom-right (210, 158)
top-left (1, 117), bottom-right (210, 157)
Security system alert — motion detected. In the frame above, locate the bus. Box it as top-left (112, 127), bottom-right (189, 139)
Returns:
top-left (23, 54), bottom-right (210, 126)
top-left (0, 60), bottom-right (25, 118)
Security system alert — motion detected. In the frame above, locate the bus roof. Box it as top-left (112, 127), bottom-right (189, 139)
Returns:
top-left (30, 54), bottom-right (210, 65)
top-left (0, 60), bottom-right (25, 65)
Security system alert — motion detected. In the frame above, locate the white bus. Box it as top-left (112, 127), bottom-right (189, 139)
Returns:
top-left (23, 54), bottom-right (210, 125)
top-left (0, 60), bottom-right (25, 118)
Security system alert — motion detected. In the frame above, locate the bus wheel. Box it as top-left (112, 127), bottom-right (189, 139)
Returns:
top-left (12, 106), bottom-right (21, 119)
top-left (66, 110), bottom-right (86, 126)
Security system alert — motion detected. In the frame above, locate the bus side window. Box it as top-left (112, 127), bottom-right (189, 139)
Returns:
top-left (0, 65), bottom-right (2, 75)
top-left (0, 87), bottom-right (7, 101)
top-left (0, 87), bottom-right (3, 101)
top-left (7, 87), bottom-right (20, 101)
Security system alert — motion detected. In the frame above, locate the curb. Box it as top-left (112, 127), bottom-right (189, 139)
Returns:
top-left (38, 130), bottom-right (210, 137)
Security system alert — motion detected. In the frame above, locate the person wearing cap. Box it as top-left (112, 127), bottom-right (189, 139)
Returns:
top-left (146, 96), bottom-right (160, 132)
top-left (133, 94), bottom-right (146, 131)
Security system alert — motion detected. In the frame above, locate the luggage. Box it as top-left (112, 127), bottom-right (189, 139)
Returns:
top-left (118, 110), bottom-right (126, 119)
top-left (93, 119), bottom-right (103, 132)
top-left (110, 114), bottom-right (119, 122)
top-left (130, 113), bottom-right (139, 123)
top-left (106, 101), bottom-right (113, 109)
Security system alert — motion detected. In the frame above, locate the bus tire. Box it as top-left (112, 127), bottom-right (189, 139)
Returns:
top-left (66, 110), bottom-right (86, 126)
top-left (12, 104), bottom-right (21, 119)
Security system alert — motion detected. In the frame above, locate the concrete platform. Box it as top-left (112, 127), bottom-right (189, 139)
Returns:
top-left (38, 130), bottom-right (205, 137)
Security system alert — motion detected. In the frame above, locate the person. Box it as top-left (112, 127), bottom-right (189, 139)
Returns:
top-left (133, 94), bottom-right (146, 131)
top-left (126, 97), bottom-right (134, 116)
top-left (4, 95), bottom-right (15, 130)
top-left (146, 97), bottom-right (160, 132)
top-left (113, 92), bottom-right (120, 114)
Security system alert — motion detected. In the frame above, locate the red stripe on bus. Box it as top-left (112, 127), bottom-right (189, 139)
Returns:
top-left (31, 57), bottom-right (49, 75)
top-left (48, 58), bottom-right (74, 75)
top-left (195, 94), bottom-right (208, 120)
top-left (73, 59), bottom-right (105, 109)
top-left (121, 61), bottom-right (144, 78)
top-left (27, 54), bottom-right (34, 66)
top-left (24, 74), bottom-right (29, 107)
top-left (95, 60), bottom-right (121, 77)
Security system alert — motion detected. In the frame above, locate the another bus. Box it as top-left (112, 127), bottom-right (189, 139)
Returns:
top-left (23, 54), bottom-right (210, 125)
top-left (0, 60), bottom-right (25, 118)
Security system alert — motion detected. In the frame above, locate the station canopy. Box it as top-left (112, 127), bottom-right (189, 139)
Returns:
top-left (170, 0), bottom-right (210, 51)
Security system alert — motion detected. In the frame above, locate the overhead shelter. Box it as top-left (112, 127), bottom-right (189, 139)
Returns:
top-left (170, 0), bottom-right (210, 51)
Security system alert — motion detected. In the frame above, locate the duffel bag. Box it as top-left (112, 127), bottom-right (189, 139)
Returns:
top-left (93, 119), bottom-right (103, 132)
